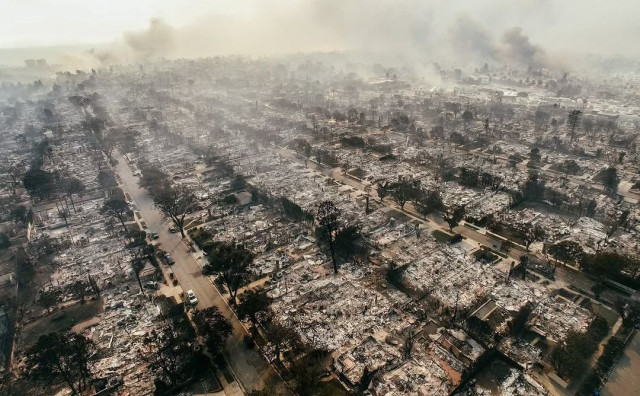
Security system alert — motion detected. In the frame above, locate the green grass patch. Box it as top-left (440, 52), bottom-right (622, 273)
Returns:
top-left (464, 222), bottom-right (481, 231)
top-left (432, 229), bottom-right (453, 243)
top-left (317, 379), bottom-right (349, 396)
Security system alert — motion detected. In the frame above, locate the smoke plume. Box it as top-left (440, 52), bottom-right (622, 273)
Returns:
top-left (49, 0), bottom-right (637, 73)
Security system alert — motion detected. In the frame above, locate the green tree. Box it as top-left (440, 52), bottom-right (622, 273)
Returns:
top-left (237, 289), bottom-right (272, 326)
top-left (461, 110), bottom-right (474, 127)
top-left (376, 181), bottom-right (391, 200)
top-left (548, 240), bottom-right (585, 265)
top-left (207, 242), bottom-right (253, 304)
top-left (601, 166), bottom-right (620, 196)
top-left (559, 159), bottom-right (581, 176)
top-left (138, 163), bottom-right (169, 194)
top-left (551, 330), bottom-right (590, 379)
top-left (290, 348), bottom-right (329, 396)
top-left (263, 321), bottom-right (302, 364)
top-left (38, 289), bottom-right (58, 313)
top-left (443, 205), bottom-right (465, 231)
top-left (193, 306), bottom-right (233, 356)
top-left (333, 224), bottom-right (369, 261)
top-left (25, 332), bottom-right (96, 395)
top-left (10, 205), bottom-right (28, 224)
top-left (518, 224), bottom-right (545, 251)
top-left (139, 323), bottom-right (194, 389)
top-left (414, 189), bottom-right (443, 216)
top-left (23, 168), bottom-right (56, 199)
top-left (69, 281), bottom-right (88, 304)
top-left (584, 251), bottom-right (627, 280)
top-left (389, 179), bottom-right (419, 210)
top-left (522, 172), bottom-right (546, 202)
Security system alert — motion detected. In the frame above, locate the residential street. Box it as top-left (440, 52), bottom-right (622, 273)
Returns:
top-left (114, 152), bottom-right (273, 393)
top-left (604, 330), bottom-right (640, 396)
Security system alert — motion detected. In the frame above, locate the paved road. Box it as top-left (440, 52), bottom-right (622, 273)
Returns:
top-left (604, 331), bottom-right (640, 396)
top-left (115, 152), bottom-right (272, 393)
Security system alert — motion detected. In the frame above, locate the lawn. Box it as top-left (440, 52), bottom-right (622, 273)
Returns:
top-left (432, 229), bottom-right (453, 243)
top-left (317, 378), bottom-right (349, 396)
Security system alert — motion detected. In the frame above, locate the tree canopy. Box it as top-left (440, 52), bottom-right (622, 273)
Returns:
top-left (100, 198), bottom-right (131, 232)
top-left (153, 184), bottom-right (197, 238)
top-left (316, 200), bottom-right (341, 274)
top-left (206, 242), bottom-right (253, 304)
top-left (193, 306), bottom-right (233, 356)
top-left (443, 205), bottom-right (465, 231)
top-left (25, 332), bottom-right (96, 395)
top-left (23, 168), bottom-right (56, 199)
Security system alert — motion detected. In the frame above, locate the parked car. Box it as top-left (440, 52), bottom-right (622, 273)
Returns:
top-left (149, 232), bottom-right (159, 240)
top-left (449, 233), bottom-right (463, 244)
top-left (186, 289), bottom-right (198, 305)
top-left (169, 227), bottom-right (179, 233)
top-left (144, 281), bottom-right (159, 290)
top-left (165, 255), bottom-right (175, 265)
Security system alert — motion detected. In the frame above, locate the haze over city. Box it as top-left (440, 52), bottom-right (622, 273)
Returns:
top-left (0, 1), bottom-right (639, 396)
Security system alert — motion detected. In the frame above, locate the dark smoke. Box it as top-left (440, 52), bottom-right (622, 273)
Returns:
top-left (501, 27), bottom-right (547, 67)
top-left (449, 15), bottom-right (499, 64)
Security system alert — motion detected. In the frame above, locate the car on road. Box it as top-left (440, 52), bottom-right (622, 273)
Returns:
top-left (186, 289), bottom-right (198, 305)
top-left (156, 250), bottom-right (175, 265)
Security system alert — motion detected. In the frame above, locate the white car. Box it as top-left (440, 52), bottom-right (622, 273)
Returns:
top-left (186, 289), bottom-right (198, 305)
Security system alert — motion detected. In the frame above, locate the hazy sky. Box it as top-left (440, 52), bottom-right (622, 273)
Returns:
top-left (2, 0), bottom-right (639, 63)
top-left (0, 0), bottom-right (239, 48)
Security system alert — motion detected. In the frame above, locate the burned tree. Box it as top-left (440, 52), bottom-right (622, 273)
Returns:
top-left (1, 160), bottom-right (26, 195)
top-left (60, 177), bottom-right (85, 212)
top-left (101, 198), bottom-right (131, 232)
top-left (316, 200), bottom-right (341, 274)
top-left (153, 184), bottom-right (197, 238)
top-left (567, 110), bottom-right (582, 141)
